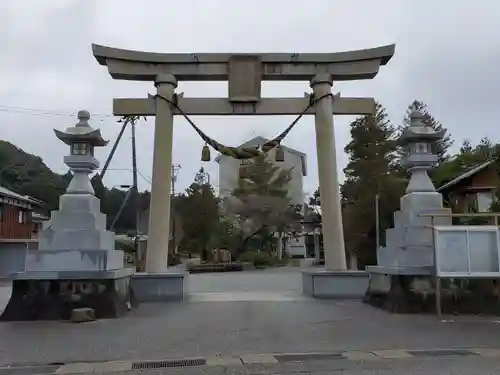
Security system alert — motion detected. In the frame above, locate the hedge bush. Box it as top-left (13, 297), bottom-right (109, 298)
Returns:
top-left (237, 251), bottom-right (275, 268)
top-left (188, 263), bottom-right (243, 273)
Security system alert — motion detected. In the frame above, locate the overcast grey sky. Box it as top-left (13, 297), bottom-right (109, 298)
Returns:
top-left (1, 0), bottom-right (499, 198)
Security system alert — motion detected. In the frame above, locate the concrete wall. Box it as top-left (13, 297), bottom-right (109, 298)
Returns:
top-left (0, 241), bottom-right (37, 278)
top-left (218, 147), bottom-right (305, 205)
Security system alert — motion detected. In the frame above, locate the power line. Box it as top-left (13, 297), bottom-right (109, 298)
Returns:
top-left (0, 104), bottom-right (115, 119)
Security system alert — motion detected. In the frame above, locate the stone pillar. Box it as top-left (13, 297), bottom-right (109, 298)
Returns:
top-left (310, 73), bottom-right (347, 271)
top-left (146, 74), bottom-right (177, 273)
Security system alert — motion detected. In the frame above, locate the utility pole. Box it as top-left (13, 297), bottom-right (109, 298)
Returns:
top-left (171, 164), bottom-right (181, 256)
top-left (131, 120), bottom-right (140, 255)
top-left (375, 193), bottom-right (380, 251)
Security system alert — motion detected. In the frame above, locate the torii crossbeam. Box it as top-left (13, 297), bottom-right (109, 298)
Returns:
top-left (92, 43), bottom-right (395, 274)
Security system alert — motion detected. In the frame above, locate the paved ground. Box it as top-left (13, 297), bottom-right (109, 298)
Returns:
top-left (86, 357), bottom-right (500, 375)
top-left (1, 268), bottom-right (500, 373)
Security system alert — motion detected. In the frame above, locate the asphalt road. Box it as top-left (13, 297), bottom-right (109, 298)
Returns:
top-left (1, 268), bottom-right (500, 372)
top-left (92, 357), bottom-right (500, 375)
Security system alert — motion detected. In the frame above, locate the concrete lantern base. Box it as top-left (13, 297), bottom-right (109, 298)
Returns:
top-left (301, 269), bottom-right (369, 299)
top-left (0, 269), bottom-right (137, 321)
top-left (131, 272), bottom-right (186, 302)
top-left (364, 267), bottom-right (500, 315)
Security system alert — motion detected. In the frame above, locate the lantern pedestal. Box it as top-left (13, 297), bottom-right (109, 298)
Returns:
top-left (0, 269), bottom-right (137, 321)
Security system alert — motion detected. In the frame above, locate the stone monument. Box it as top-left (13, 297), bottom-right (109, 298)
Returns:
top-left (0, 110), bottom-right (137, 321)
top-left (364, 110), bottom-right (452, 312)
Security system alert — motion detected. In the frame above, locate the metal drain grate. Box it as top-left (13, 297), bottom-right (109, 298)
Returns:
top-left (275, 353), bottom-right (344, 362)
top-left (0, 365), bottom-right (60, 375)
top-left (132, 358), bottom-right (206, 370)
top-left (407, 349), bottom-right (478, 358)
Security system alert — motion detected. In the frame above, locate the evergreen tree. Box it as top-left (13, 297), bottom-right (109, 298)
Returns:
top-left (341, 103), bottom-right (404, 268)
top-left (434, 137), bottom-right (496, 188)
top-left (460, 139), bottom-right (473, 154)
top-left (178, 167), bottom-right (220, 260)
top-left (233, 154), bottom-right (291, 198)
top-left (399, 100), bottom-right (453, 164)
top-left (226, 153), bottom-right (299, 255)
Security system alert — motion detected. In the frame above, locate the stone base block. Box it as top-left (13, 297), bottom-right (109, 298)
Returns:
top-left (364, 270), bottom-right (500, 315)
top-left (25, 249), bottom-right (124, 272)
top-left (301, 269), bottom-right (369, 299)
top-left (0, 269), bottom-right (137, 321)
top-left (131, 272), bottom-right (185, 302)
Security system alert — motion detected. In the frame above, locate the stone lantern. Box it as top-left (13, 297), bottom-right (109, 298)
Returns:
top-left (0, 110), bottom-right (137, 322)
top-left (400, 110), bottom-right (445, 193)
top-left (54, 110), bottom-right (108, 195)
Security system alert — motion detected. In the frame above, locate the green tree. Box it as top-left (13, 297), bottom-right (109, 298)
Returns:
top-left (433, 137), bottom-right (498, 189)
top-left (177, 168), bottom-right (220, 260)
top-left (226, 153), bottom-right (297, 256)
top-left (341, 103), bottom-right (404, 268)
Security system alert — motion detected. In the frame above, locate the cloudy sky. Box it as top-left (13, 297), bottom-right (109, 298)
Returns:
top-left (1, 0), bottom-right (499, 198)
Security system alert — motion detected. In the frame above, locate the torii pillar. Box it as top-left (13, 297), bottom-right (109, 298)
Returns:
top-left (92, 43), bottom-right (395, 300)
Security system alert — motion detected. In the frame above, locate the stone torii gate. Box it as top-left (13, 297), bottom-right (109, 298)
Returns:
top-left (92, 44), bottom-right (395, 275)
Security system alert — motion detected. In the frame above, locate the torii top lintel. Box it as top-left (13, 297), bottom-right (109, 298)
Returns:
top-left (91, 43), bottom-right (395, 82)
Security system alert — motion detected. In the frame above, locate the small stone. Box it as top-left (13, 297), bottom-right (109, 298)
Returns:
top-left (70, 307), bottom-right (96, 323)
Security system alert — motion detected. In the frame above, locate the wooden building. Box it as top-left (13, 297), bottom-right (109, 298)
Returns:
top-left (31, 212), bottom-right (50, 239)
top-left (437, 160), bottom-right (498, 213)
top-left (0, 186), bottom-right (45, 239)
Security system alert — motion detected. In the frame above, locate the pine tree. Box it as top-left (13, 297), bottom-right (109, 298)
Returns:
top-left (178, 168), bottom-right (220, 259)
top-left (400, 100), bottom-right (452, 164)
top-left (460, 139), bottom-right (473, 154)
top-left (233, 153), bottom-right (291, 199)
top-left (343, 103), bottom-right (397, 184)
top-left (341, 103), bottom-right (404, 268)
top-left (227, 153), bottom-right (299, 254)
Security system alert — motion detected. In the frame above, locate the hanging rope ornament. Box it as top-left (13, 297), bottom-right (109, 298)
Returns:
top-left (153, 92), bottom-right (335, 162)
top-left (275, 144), bottom-right (285, 162)
top-left (201, 142), bottom-right (211, 162)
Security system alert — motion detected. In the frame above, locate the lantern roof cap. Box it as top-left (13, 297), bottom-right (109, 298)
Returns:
top-left (54, 110), bottom-right (109, 147)
top-left (399, 110), bottom-right (445, 144)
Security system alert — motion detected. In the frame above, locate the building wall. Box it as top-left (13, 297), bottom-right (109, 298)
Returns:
top-left (470, 166), bottom-right (498, 188)
top-left (0, 203), bottom-right (32, 239)
top-left (445, 166), bottom-right (498, 213)
top-left (31, 221), bottom-right (44, 239)
top-left (218, 147), bottom-right (305, 205)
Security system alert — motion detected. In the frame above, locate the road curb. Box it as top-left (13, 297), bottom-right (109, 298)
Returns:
top-left (1, 347), bottom-right (499, 374)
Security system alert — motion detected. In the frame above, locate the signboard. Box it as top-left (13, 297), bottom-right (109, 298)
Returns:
top-left (434, 225), bottom-right (500, 277)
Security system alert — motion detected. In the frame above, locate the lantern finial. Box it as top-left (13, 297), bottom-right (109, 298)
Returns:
top-left (76, 110), bottom-right (91, 126)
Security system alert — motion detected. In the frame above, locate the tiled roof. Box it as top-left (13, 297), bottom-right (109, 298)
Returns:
top-left (0, 185), bottom-right (43, 205)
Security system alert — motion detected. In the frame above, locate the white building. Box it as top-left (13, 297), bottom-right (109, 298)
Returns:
top-left (216, 136), bottom-right (308, 257)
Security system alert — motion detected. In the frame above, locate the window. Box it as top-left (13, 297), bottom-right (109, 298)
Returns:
top-left (18, 210), bottom-right (29, 224)
top-left (71, 142), bottom-right (93, 156)
top-left (477, 192), bottom-right (494, 212)
top-left (0, 204), bottom-right (3, 221)
top-left (413, 142), bottom-right (429, 154)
